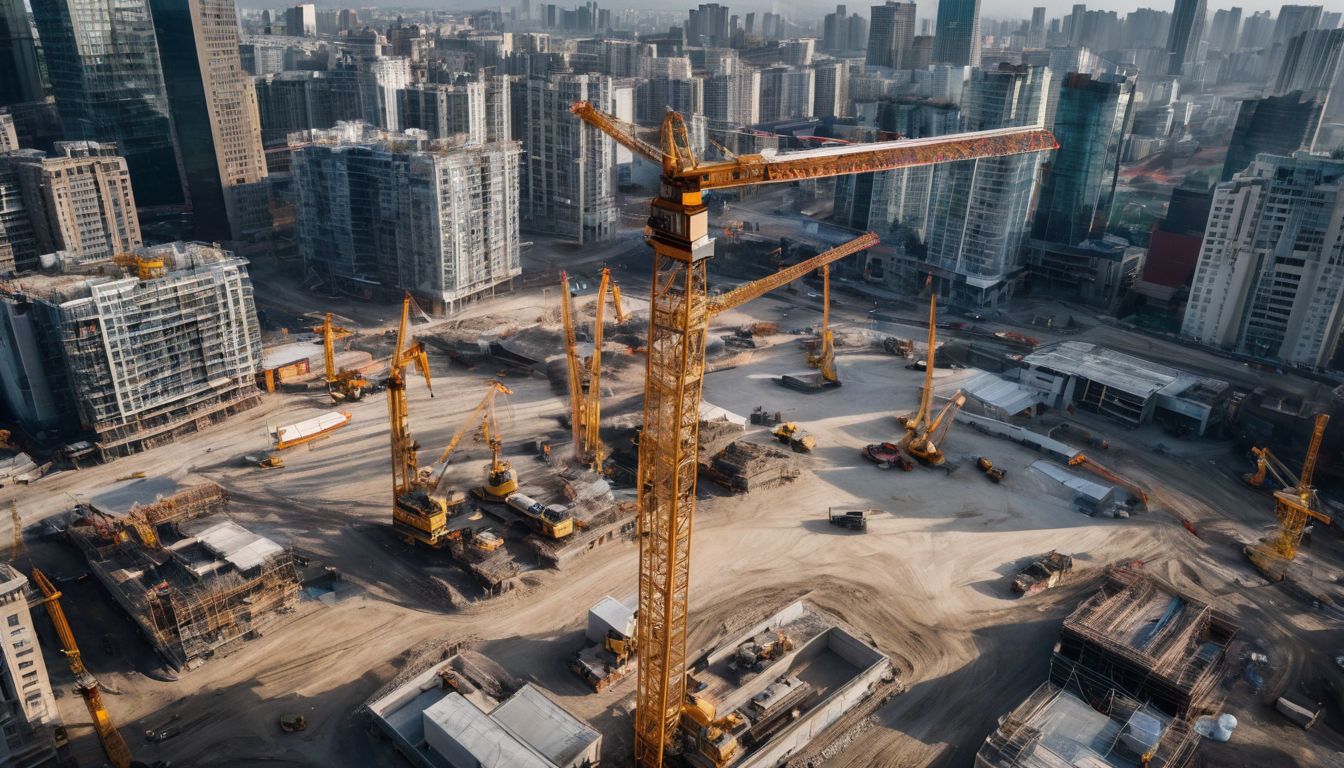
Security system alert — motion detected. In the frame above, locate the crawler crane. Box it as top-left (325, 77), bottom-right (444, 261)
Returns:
top-left (428, 380), bottom-right (515, 498)
top-left (898, 290), bottom-right (964, 465)
top-left (311, 313), bottom-right (370, 402)
top-left (805, 264), bottom-right (838, 383)
top-left (577, 90), bottom-right (1054, 768)
top-left (583, 268), bottom-right (626, 470)
top-left (385, 295), bottom-right (445, 547)
top-left (1245, 413), bottom-right (1332, 580)
top-left (560, 271), bottom-right (586, 462)
top-left (32, 568), bottom-right (132, 768)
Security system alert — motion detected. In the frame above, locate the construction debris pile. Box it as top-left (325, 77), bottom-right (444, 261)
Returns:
top-left (65, 480), bottom-right (300, 670)
top-left (703, 441), bottom-right (802, 493)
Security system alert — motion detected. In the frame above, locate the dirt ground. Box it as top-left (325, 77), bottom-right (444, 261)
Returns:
top-left (10, 272), bottom-right (1344, 768)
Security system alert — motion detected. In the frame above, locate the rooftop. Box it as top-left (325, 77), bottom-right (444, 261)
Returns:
top-left (1022, 341), bottom-right (1225, 403)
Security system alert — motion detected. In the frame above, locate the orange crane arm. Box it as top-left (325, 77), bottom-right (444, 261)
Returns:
top-left (430, 380), bottom-right (513, 485)
top-left (571, 102), bottom-right (1058, 190)
top-left (32, 569), bottom-right (133, 768)
top-left (1069, 455), bottom-right (1149, 509)
top-left (585, 269), bottom-right (612, 466)
top-left (611, 282), bottom-right (628, 323)
top-left (1298, 413), bottom-right (1329, 493)
top-left (311, 313), bottom-right (355, 382)
top-left (559, 272), bottom-right (585, 460)
top-left (707, 233), bottom-right (879, 315)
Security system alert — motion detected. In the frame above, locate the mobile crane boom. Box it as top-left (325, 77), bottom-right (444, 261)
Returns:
top-left (386, 295), bottom-right (444, 547)
top-left (572, 101), bottom-right (1055, 767)
top-left (32, 568), bottom-right (132, 768)
top-left (428, 380), bottom-right (514, 493)
top-left (560, 271), bottom-right (586, 461)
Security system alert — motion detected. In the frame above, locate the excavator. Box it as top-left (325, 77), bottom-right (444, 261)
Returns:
top-left (1245, 413), bottom-right (1332, 581)
top-left (898, 290), bottom-right (965, 465)
top-left (385, 295), bottom-right (450, 547)
top-left (311, 313), bottom-right (370, 402)
top-left (32, 568), bottom-right (132, 768)
top-left (805, 263), bottom-right (839, 384)
top-left (424, 380), bottom-right (515, 501)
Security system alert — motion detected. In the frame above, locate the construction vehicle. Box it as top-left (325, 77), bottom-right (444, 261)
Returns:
top-left (1245, 413), bottom-right (1332, 581)
top-left (311, 313), bottom-right (370, 402)
top-left (506, 492), bottom-right (575, 539)
top-left (384, 294), bottom-right (453, 547)
top-left (571, 99), bottom-right (1055, 766)
top-left (280, 714), bottom-right (308, 733)
top-left (113, 251), bottom-right (165, 280)
top-left (1067, 454), bottom-right (1149, 510)
top-left (862, 441), bottom-right (913, 470)
top-left (572, 629), bottom-right (634, 692)
top-left (977, 457), bottom-right (1007, 483)
top-left (771, 422), bottom-right (816, 453)
top-left (883, 337), bottom-right (914, 357)
top-left (827, 508), bottom-right (868, 531)
top-left (1012, 551), bottom-right (1074, 595)
top-left (730, 631), bottom-right (793, 682)
top-left (682, 695), bottom-right (749, 768)
top-left (422, 380), bottom-right (514, 505)
top-left (897, 291), bottom-right (967, 465)
top-left (467, 527), bottom-right (504, 552)
top-left (242, 452), bottom-right (284, 469)
top-left (805, 263), bottom-right (839, 384)
top-left (31, 568), bottom-right (132, 768)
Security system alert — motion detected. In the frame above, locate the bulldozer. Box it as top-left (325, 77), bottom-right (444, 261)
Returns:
top-left (772, 422), bottom-right (816, 453)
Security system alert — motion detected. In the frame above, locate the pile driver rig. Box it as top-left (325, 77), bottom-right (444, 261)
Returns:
top-left (571, 101), bottom-right (1055, 766)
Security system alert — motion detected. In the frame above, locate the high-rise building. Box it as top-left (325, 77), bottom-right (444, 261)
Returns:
top-left (1182, 153), bottom-right (1344, 368)
top-left (1208, 7), bottom-right (1242, 53)
top-left (1273, 28), bottom-right (1344, 95)
top-left (640, 76), bottom-right (704, 123)
top-left (932, 0), bottom-right (981, 67)
top-left (254, 71), bottom-right (359, 148)
top-left (0, 564), bottom-right (59, 768)
top-left (925, 64), bottom-right (1050, 307)
top-left (1165, 0), bottom-right (1206, 76)
top-left (823, 5), bottom-right (849, 52)
top-left (1222, 92), bottom-right (1322, 181)
top-left (31, 0), bottom-right (186, 208)
top-left (1239, 11), bottom-right (1273, 49)
top-left (1, 142), bottom-right (142, 269)
top-left (0, 0), bottom-right (44, 107)
top-left (0, 156), bottom-right (36, 275)
top-left (1028, 7), bottom-right (1047, 49)
top-left (290, 123), bottom-right (522, 312)
top-left (150, 0), bottom-right (270, 242)
top-left (812, 60), bottom-right (850, 118)
top-left (399, 82), bottom-right (488, 144)
top-left (0, 113), bottom-right (16, 151)
top-left (704, 68), bottom-right (761, 127)
top-left (0, 242), bottom-right (262, 453)
top-left (513, 74), bottom-right (616, 244)
top-left (758, 67), bottom-right (815, 122)
top-left (285, 3), bottom-right (316, 36)
top-left (867, 2), bottom-right (917, 70)
top-left (1032, 73), bottom-right (1134, 247)
top-left (688, 3), bottom-right (731, 46)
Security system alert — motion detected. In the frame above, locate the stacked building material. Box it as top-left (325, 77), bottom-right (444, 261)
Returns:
top-left (698, 417), bottom-right (746, 459)
top-left (705, 441), bottom-right (801, 493)
top-left (1050, 565), bottom-right (1239, 717)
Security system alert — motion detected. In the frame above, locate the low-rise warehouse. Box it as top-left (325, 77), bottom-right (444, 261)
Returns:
top-left (1018, 341), bottom-right (1229, 435)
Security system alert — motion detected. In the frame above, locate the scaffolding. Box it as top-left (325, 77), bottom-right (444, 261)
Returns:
top-left (67, 482), bottom-right (300, 670)
top-left (1051, 565), bottom-right (1238, 717)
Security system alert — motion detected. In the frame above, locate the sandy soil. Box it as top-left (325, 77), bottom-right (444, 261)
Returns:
top-left (10, 275), bottom-right (1344, 768)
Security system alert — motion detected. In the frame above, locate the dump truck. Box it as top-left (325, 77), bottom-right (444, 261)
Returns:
top-left (827, 509), bottom-right (868, 531)
top-left (862, 442), bottom-right (912, 470)
top-left (977, 457), bottom-right (1006, 483)
top-left (772, 423), bottom-right (816, 453)
top-left (1012, 551), bottom-right (1074, 595)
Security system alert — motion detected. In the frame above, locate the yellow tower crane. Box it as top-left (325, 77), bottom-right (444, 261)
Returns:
top-left (385, 294), bottom-right (444, 547)
top-left (310, 313), bottom-right (370, 402)
top-left (805, 263), bottom-right (838, 383)
top-left (32, 568), bottom-right (132, 768)
top-left (572, 100), bottom-right (1054, 767)
top-left (1246, 413), bottom-right (1332, 580)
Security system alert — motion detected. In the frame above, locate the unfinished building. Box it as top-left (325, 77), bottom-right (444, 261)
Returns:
top-left (65, 479), bottom-right (300, 671)
top-left (975, 681), bottom-right (1201, 768)
top-left (0, 242), bottom-right (262, 455)
top-left (1050, 565), bottom-right (1238, 718)
top-left (288, 121), bottom-right (522, 313)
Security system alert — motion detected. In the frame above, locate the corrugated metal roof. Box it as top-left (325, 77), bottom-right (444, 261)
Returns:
top-left (492, 685), bottom-right (600, 768)
top-left (423, 694), bottom-right (550, 768)
top-left (193, 521), bottom-right (284, 572)
top-left (1030, 461), bottom-right (1115, 503)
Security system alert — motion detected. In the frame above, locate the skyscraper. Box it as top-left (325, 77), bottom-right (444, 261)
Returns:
top-left (513, 74), bottom-right (616, 244)
top-left (1273, 28), bottom-right (1344, 96)
top-left (0, 0), bottom-right (43, 107)
top-left (867, 2), bottom-right (917, 70)
top-left (1032, 73), bottom-right (1134, 246)
top-left (285, 3), bottom-right (316, 36)
top-left (1222, 92), bottom-right (1322, 181)
top-left (932, 0), bottom-right (981, 67)
top-left (1208, 7), bottom-right (1242, 53)
top-left (1182, 153), bottom-right (1344, 368)
top-left (1165, 0), bottom-right (1206, 76)
top-left (1028, 7), bottom-right (1047, 49)
top-left (149, 0), bottom-right (270, 242)
top-left (0, 565), bottom-right (60, 768)
top-left (31, 0), bottom-right (186, 207)
top-left (925, 64), bottom-right (1050, 306)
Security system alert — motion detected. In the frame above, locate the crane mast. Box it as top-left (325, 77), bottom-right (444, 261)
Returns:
top-left (32, 568), bottom-right (132, 768)
top-left (572, 102), bottom-right (1055, 767)
top-left (386, 295), bottom-right (442, 546)
top-left (560, 271), bottom-right (586, 461)
top-left (1248, 413), bottom-right (1332, 576)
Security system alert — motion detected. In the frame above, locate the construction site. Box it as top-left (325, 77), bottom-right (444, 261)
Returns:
top-left (3, 105), bottom-right (1344, 768)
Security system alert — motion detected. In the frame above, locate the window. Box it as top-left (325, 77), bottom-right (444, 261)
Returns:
top-left (17, 661), bottom-right (32, 670)
top-left (5, 615), bottom-right (17, 628)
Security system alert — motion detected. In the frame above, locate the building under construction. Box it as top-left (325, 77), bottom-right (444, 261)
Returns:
top-left (64, 479), bottom-right (300, 671)
top-left (1050, 565), bottom-right (1238, 717)
top-left (0, 242), bottom-right (262, 456)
